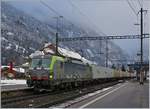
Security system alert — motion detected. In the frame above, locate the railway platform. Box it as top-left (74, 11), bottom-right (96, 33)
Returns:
top-left (1, 84), bottom-right (29, 91)
top-left (66, 79), bottom-right (149, 108)
top-left (1, 79), bottom-right (27, 91)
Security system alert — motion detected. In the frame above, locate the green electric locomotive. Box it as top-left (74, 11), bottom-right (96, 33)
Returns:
top-left (26, 54), bottom-right (135, 90)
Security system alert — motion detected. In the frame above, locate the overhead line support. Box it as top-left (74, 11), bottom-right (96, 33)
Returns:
top-left (58, 34), bottom-right (150, 42)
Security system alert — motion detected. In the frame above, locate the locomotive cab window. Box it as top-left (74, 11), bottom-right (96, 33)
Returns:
top-left (31, 58), bottom-right (51, 68)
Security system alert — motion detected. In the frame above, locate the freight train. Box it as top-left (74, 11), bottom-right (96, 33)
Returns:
top-left (26, 55), bottom-right (135, 90)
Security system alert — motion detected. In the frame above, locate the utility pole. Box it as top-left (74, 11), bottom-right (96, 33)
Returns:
top-left (54, 16), bottom-right (63, 55)
top-left (55, 17), bottom-right (59, 55)
top-left (139, 8), bottom-right (148, 84)
top-left (56, 32), bottom-right (58, 55)
top-left (135, 8), bottom-right (147, 84)
top-left (106, 39), bottom-right (108, 67)
top-left (140, 8), bottom-right (144, 84)
top-left (99, 40), bottom-right (103, 55)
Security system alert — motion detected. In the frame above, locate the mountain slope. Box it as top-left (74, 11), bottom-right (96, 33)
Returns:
top-left (1, 2), bottom-right (129, 67)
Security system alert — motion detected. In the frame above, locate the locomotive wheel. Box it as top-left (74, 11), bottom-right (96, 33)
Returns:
top-left (33, 85), bottom-right (42, 93)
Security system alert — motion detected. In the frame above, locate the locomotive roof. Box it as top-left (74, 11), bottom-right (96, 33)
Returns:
top-left (31, 54), bottom-right (52, 59)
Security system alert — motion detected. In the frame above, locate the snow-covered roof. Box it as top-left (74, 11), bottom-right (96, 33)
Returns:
top-left (44, 42), bottom-right (52, 48)
top-left (82, 57), bottom-right (97, 65)
top-left (13, 68), bottom-right (25, 73)
top-left (58, 47), bottom-right (82, 60)
top-left (30, 43), bottom-right (82, 60)
top-left (1, 65), bottom-right (9, 69)
top-left (30, 43), bottom-right (96, 65)
top-left (29, 50), bottom-right (44, 58)
top-left (1, 66), bottom-right (25, 73)
top-left (21, 62), bottom-right (29, 67)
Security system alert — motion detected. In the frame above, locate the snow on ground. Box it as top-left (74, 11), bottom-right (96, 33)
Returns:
top-left (6, 43), bottom-right (12, 50)
top-left (1, 79), bottom-right (26, 86)
top-left (29, 47), bottom-right (36, 51)
top-left (1, 37), bottom-right (8, 42)
top-left (7, 32), bottom-right (14, 36)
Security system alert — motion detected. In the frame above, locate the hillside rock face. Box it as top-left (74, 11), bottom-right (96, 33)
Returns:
top-left (1, 2), bottom-right (128, 66)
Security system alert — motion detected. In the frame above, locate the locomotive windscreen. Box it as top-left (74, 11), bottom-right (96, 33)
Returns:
top-left (31, 58), bottom-right (51, 68)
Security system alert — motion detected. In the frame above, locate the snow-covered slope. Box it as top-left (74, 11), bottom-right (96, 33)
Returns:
top-left (1, 2), bottom-right (129, 67)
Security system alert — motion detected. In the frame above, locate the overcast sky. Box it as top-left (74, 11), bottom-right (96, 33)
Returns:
top-left (4, 0), bottom-right (150, 57)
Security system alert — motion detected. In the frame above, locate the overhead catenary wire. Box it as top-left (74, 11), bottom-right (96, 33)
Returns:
top-left (137, 0), bottom-right (142, 8)
top-left (142, 0), bottom-right (144, 8)
top-left (68, 0), bottom-right (109, 66)
top-left (143, 10), bottom-right (147, 34)
top-left (139, 0), bottom-right (144, 8)
top-left (68, 0), bottom-right (107, 36)
top-left (40, 0), bottom-right (83, 34)
top-left (126, 0), bottom-right (138, 16)
top-left (40, 0), bottom-right (60, 16)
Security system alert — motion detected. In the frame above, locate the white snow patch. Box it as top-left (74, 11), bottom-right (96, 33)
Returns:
top-left (29, 47), bottom-right (36, 51)
top-left (58, 47), bottom-right (82, 60)
top-left (14, 44), bottom-right (26, 53)
top-left (1, 37), bottom-right (8, 41)
top-left (82, 57), bottom-right (97, 65)
top-left (1, 79), bottom-right (26, 86)
top-left (13, 68), bottom-right (25, 73)
top-left (15, 44), bottom-right (19, 50)
top-left (64, 46), bottom-right (70, 51)
top-left (19, 46), bottom-right (26, 53)
top-left (30, 50), bottom-right (44, 58)
top-left (22, 62), bottom-right (29, 67)
top-left (44, 42), bottom-right (52, 48)
top-left (1, 66), bottom-right (25, 73)
top-left (102, 87), bottom-right (112, 91)
top-left (7, 32), bottom-right (14, 36)
top-left (6, 43), bottom-right (12, 50)
top-left (1, 65), bottom-right (9, 69)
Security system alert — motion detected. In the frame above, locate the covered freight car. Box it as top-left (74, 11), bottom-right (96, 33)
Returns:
top-left (91, 65), bottom-right (131, 80)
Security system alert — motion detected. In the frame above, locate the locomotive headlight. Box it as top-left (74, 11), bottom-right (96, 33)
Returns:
top-left (50, 75), bottom-right (53, 79)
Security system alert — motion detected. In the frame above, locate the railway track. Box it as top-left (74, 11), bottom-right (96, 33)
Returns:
top-left (1, 80), bottom-right (123, 108)
top-left (1, 88), bottom-right (34, 99)
top-left (2, 92), bottom-right (50, 105)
